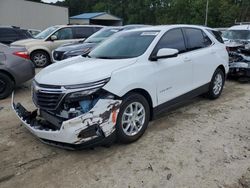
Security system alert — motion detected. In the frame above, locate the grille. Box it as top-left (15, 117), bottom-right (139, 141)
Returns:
top-left (33, 90), bottom-right (64, 111)
top-left (53, 51), bottom-right (65, 61)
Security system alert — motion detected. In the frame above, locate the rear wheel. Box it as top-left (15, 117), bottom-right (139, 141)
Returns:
top-left (31, 51), bottom-right (50, 68)
top-left (207, 68), bottom-right (225, 99)
top-left (116, 93), bottom-right (150, 143)
top-left (0, 72), bottom-right (14, 99)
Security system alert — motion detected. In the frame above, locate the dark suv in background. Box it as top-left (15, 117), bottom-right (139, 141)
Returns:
top-left (52, 25), bottom-right (150, 61)
top-left (0, 26), bottom-right (33, 45)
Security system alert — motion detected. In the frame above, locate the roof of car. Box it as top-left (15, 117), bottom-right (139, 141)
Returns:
top-left (228, 25), bottom-right (250, 30)
top-left (125, 24), bottom-right (213, 32)
top-left (54, 25), bottom-right (103, 28)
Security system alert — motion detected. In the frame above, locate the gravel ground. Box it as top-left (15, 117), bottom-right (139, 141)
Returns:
top-left (0, 77), bottom-right (250, 188)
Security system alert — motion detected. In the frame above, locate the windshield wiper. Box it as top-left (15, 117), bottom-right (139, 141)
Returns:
top-left (96, 56), bottom-right (117, 59)
top-left (82, 53), bottom-right (92, 58)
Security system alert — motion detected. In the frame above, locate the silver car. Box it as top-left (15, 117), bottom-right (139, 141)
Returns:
top-left (0, 43), bottom-right (35, 99)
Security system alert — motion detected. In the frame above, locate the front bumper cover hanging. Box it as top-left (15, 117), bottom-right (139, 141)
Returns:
top-left (12, 92), bottom-right (122, 150)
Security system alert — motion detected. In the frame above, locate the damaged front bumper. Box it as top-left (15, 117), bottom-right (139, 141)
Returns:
top-left (12, 93), bottom-right (121, 150)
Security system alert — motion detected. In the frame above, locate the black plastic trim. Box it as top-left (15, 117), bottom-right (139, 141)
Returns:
top-left (40, 132), bottom-right (116, 150)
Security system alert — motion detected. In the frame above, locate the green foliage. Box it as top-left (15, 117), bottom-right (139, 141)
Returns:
top-left (33, 0), bottom-right (250, 27)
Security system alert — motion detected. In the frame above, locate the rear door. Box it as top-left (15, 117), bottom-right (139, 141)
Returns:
top-left (153, 28), bottom-right (193, 105)
top-left (183, 28), bottom-right (214, 88)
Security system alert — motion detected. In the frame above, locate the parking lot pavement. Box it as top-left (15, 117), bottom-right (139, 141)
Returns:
top-left (0, 78), bottom-right (250, 188)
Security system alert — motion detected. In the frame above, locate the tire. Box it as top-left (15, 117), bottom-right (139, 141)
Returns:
top-left (31, 51), bottom-right (50, 68)
top-left (116, 93), bottom-right (150, 143)
top-left (207, 68), bottom-right (225, 99)
top-left (0, 72), bottom-right (14, 100)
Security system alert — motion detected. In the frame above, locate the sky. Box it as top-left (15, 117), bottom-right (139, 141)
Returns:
top-left (42, 0), bottom-right (64, 3)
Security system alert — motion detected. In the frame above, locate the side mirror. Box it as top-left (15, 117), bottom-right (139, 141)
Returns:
top-left (150, 48), bottom-right (179, 61)
top-left (50, 35), bottom-right (57, 41)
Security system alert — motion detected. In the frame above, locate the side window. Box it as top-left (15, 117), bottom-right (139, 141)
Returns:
top-left (73, 27), bottom-right (94, 39)
top-left (154, 28), bottom-right (186, 55)
top-left (53, 28), bottom-right (73, 40)
top-left (202, 31), bottom-right (213, 47)
top-left (207, 29), bottom-right (224, 43)
top-left (185, 28), bottom-right (211, 51)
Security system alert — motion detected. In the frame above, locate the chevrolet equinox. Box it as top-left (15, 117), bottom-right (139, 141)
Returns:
top-left (12, 25), bottom-right (229, 149)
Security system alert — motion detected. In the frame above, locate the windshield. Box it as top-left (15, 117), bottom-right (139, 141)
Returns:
top-left (35, 26), bottom-right (59, 39)
top-left (88, 30), bottom-right (159, 59)
top-left (85, 28), bottom-right (121, 43)
top-left (223, 30), bottom-right (250, 40)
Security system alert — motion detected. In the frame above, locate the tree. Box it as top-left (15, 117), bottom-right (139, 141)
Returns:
top-left (51, 0), bottom-right (249, 27)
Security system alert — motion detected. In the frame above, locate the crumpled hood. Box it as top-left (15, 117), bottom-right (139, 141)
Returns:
top-left (11, 39), bottom-right (43, 46)
top-left (225, 41), bottom-right (244, 48)
top-left (35, 56), bottom-right (137, 86)
top-left (225, 39), bottom-right (250, 47)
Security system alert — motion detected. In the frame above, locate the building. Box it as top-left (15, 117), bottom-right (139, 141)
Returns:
top-left (70, 12), bottom-right (122, 26)
top-left (0, 0), bottom-right (69, 30)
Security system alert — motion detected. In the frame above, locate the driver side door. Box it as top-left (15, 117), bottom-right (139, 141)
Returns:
top-left (152, 28), bottom-right (193, 105)
top-left (48, 28), bottom-right (77, 51)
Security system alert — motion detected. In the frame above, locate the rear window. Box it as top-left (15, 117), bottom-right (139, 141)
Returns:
top-left (207, 29), bottom-right (224, 43)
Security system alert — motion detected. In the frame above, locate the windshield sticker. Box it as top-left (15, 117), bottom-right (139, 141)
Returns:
top-left (141, 32), bottom-right (159, 36)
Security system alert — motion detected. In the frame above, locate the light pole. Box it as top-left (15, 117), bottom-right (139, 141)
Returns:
top-left (205, 0), bottom-right (209, 26)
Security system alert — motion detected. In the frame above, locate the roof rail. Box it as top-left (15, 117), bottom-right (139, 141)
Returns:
top-left (235, 21), bottom-right (250, 25)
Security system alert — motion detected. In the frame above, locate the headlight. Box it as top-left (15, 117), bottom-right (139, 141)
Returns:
top-left (64, 78), bottom-right (110, 101)
top-left (67, 88), bottom-right (100, 100)
top-left (65, 48), bottom-right (91, 56)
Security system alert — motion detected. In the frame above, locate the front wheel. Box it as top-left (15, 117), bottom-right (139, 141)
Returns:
top-left (116, 93), bottom-right (150, 143)
top-left (207, 68), bottom-right (225, 99)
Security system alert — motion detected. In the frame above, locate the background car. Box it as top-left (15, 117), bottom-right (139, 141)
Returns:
top-left (11, 25), bottom-right (103, 67)
top-left (223, 25), bottom-right (250, 81)
top-left (0, 43), bottom-right (35, 99)
top-left (53, 26), bottom-right (122, 61)
top-left (27, 29), bottom-right (41, 37)
top-left (0, 26), bottom-right (33, 45)
top-left (222, 25), bottom-right (250, 42)
top-left (52, 25), bottom-right (150, 61)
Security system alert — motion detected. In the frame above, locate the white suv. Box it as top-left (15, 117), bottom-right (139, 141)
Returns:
top-left (12, 25), bottom-right (229, 149)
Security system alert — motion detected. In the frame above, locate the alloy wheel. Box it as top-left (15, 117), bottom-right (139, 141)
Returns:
top-left (121, 102), bottom-right (146, 136)
top-left (213, 73), bottom-right (223, 95)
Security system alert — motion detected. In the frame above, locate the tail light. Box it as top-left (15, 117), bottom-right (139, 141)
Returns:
top-left (13, 51), bottom-right (30, 59)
